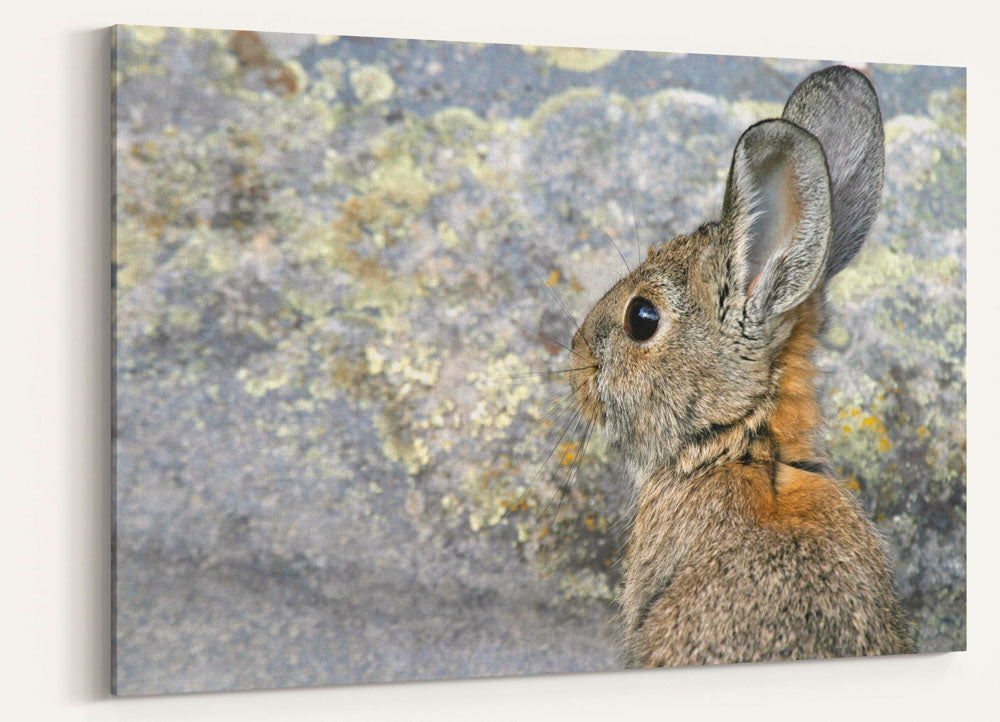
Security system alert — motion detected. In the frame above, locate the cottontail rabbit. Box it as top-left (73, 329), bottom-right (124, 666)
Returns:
top-left (569, 65), bottom-right (913, 666)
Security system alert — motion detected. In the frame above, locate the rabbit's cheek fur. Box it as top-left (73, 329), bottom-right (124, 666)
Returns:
top-left (592, 330), bottom-right (688, 476)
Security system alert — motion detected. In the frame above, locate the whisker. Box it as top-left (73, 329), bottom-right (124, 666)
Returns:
top-left (528, 407), bottom-right (582, 500)
top-left (484, 393), bottom-right (580, 530)
top-left (490, 227), bottom-right (592, 357)
top-left (584, 216), bottom-right (631, 274)
top-left (476, 282), bottom-right (587, 363)
top-left (624, 171), bottom-right (643, 264)
top-left (499, 366), bottom-right (596, 379)
top-left (538, 410), bottom-right (586, 524)
top-left (479, 235), bottom-right (582, 360)
top-left (521, 395), bottom-right (576, 439)
top-left (511, 388), bottom-right (577, 439)
top-left (508, 318), bottom-right (588, 362)
top-left (551, 416), bottom-right (593, 524)
top-left (573, 418), bottom-right (595, 487)
top-left (489, 403), bottom-right (580, 531)
top-left (527, 264), bottom-right (593, 356)
top-left (611, 508), bottom-right (638, 556)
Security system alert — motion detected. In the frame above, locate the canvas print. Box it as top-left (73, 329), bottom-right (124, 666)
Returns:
top-left (112, 25), bottom-right (967, 695)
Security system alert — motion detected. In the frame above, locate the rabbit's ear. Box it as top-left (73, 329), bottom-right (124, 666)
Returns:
top-left (721, 119), bottom-right (832, 325)
top-left (782, 65), bottom-right (884, 278)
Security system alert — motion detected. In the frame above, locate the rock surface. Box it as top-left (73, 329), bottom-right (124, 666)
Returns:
top-left (113, 26), bottom-right (966, 695)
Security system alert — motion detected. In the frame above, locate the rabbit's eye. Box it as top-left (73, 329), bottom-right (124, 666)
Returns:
top-left (625, 297), bottom-right (659, 342)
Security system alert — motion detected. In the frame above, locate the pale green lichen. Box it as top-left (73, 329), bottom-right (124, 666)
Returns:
top-left (375, 412), bottom-right (432, 475)
top-left (436, 221), bottom-right (463, 249)
top-left (928, 87), bottom-right (967, 136)
top-left (761, 57), bottom-right (823, 75)
top-left (114, 224), bottom-right (158, 291)
top-left (828, 243), bottom-right (961, 306)
top-left (430, 107), bottom-right (492, 143)
top-left (464, 462), bottom-right (530, 533)
top-left (467, 354), bottom-right (532, 440)
top-left (368, 342), bottom-right (441, 394)
top-left (350, 65), bottom-right (396, 104)
top-left (311, 58), bottom-right (345, 102)
top-left (237, 366), bottom-right (293, 398)
top-left (527, 46), bottom-right (623, 73)
top-left (368, 152), bottom-right (437, 209)
top-left (825, 323), bottom-right (850, 350)
top-left (558, 569), bottom-right (614, 601)
top-left (729, 99), bottom-right (786, 124)
top-left (878, 64), bottom-right (917, 74)
top-left (130, 25), bottom-right (167, 47)
top-left (525, 87), bottom-right (605, 133)
top-left (884, 114), bottom-right (939, 145)
top-left (639, 88), bottom-right (720, 116)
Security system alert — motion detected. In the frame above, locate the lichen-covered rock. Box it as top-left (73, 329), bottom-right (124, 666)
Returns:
top-left (113, 25), bottom-right (966, 694)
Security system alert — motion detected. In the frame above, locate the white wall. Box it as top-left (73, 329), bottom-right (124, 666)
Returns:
top-left (1, 1), bottom-right (995, 719)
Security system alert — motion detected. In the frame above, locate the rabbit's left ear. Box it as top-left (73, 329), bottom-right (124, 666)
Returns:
top-left (782, 66), bottom-right (884, 279)
top-left (721, 118), bottom-right (832, 325)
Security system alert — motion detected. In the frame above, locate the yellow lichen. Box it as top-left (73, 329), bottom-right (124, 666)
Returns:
top-left (557, 440), bottom-right (580, 467)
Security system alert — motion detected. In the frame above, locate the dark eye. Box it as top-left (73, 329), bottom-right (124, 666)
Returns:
top-left (625, 297), bottom-right (659, 342)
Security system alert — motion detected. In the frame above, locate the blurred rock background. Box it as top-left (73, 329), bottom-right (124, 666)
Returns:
top-left (113, 26), bottom-right (966, 694)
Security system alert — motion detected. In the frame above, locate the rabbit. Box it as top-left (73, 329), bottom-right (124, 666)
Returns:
top-left (568, 65), bottom-right (914, 666)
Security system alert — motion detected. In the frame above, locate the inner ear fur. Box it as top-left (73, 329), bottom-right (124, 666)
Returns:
top-left (721, 119), bottom-right (833, 325)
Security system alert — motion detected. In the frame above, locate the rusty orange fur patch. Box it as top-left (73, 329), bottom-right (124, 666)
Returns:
top-left (725, 460), bottom-right (846, 532)
top-left (724, 295), bottom-right (845, 530)
top-left (771, 464), bottom-right (846, 529)
top-left (769, 295), bottom-right (823, 463)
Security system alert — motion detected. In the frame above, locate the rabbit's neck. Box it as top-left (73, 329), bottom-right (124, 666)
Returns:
top-left (766, 294), bottom-right (826, 468)
top-left (652, 294), bottom-right (826, 484)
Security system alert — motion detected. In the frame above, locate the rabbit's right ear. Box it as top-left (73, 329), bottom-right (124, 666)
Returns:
top-left (720, 119), bottom-right (832, 327)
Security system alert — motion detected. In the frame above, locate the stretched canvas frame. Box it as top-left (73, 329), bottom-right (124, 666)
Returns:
top-left (112, 25), bottom-right (966, 695)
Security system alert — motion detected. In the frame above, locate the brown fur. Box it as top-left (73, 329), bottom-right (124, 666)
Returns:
top-left (568, 66), bottom-right (912, 667)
